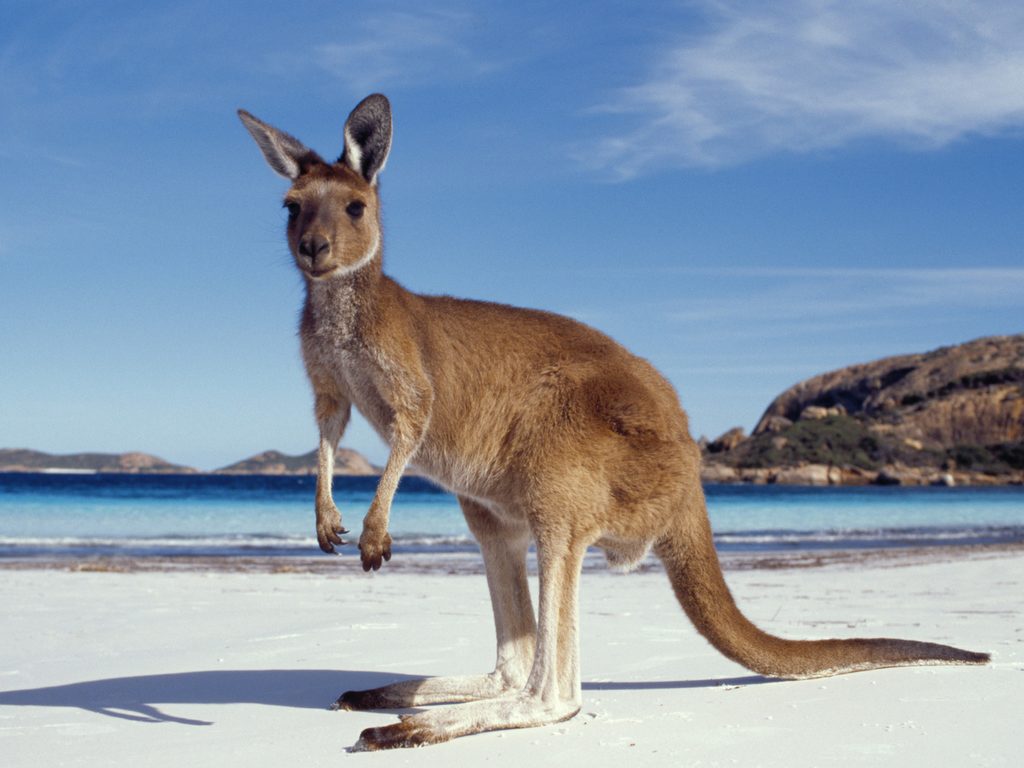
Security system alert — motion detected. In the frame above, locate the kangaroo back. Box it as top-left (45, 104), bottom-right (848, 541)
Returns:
top-left (654, 487), bottom-right (990, 678)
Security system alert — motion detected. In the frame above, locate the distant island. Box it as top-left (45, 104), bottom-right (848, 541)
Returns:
top-left (2, 334), bottom-right (1021, 485)
top-left (0, 448), bottom-right (379, 477)
top-left (215, 448), bottom-right (379, 476)
top-left (0, 449), bottom-right (196, 475)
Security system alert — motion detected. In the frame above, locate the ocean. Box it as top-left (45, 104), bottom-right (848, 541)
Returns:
top-left (0, 473), bottom-right (1022, 562)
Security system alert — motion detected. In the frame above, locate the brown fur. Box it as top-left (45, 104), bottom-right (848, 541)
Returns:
top-left (239, 95), bottom-right (989, 751)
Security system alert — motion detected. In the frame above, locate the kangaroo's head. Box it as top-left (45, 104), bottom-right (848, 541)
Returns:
top-left (238, 94), bottom-right (392, 279)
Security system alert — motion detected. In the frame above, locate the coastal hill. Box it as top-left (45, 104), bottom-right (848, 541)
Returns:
top-left (214, 449), bottom-right (378, 476)
top-left (702, 334), bottom-right (1024, 485)
top-left (0, 448), bottom-right (195, 474)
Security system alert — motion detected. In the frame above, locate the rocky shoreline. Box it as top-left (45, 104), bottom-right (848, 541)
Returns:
top-left (4, 458), bottom-right (1022, 487)
top-left (700, 461), bottom-right (1023, 487)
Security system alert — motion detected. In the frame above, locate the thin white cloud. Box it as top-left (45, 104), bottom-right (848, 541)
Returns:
top-left (663, 266), bottom-right (1024, 326)
top-left (587, 1), bottom-right (1024, 176)
top-left (313, 10), bottom-right (484, 92)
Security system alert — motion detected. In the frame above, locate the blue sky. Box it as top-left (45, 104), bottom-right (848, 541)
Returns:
top-left (2, 0), bottom-right (1023, 469)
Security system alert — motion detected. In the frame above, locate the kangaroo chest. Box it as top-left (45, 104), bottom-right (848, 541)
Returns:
top-left (318, 346), bottom-right (398, 444)
top-left (302, 289), bottom-right (398, 445)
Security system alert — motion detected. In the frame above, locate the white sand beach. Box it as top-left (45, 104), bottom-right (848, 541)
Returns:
top-left (2, 548), bottom-right (1021, 767)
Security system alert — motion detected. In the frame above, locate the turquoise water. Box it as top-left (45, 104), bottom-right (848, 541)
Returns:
top-left (0, 473), bottom-right (1022, 559)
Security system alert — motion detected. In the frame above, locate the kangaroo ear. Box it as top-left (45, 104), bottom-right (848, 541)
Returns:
top-left (238, 110), bottom-right (324, 180)
top-left (340, 94), bottom-right (392, 186)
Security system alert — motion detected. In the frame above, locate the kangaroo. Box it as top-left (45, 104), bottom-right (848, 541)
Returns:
top-left (238, 94), bottom-right (989, 751)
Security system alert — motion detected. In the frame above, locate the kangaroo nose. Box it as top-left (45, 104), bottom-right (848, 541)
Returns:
top-left (299, 234), bottom-right (331, 262)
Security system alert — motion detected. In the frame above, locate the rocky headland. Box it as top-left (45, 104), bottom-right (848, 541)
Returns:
top-left (700, 334), bottom-right (1024, 486)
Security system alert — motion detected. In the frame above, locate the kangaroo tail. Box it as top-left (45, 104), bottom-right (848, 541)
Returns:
top-left (653, 490), bottom-right (989, 679)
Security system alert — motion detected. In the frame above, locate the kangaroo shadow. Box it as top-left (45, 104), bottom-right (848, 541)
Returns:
top-left (0, 669), bottom-right (416, 726)
top-left (0, 671), bottom-right (776, 726)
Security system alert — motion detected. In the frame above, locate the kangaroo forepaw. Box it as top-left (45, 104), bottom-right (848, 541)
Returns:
top-left (315, 505), bottom-right (349, 553)
top-left (358, 530), bottom-right (393, 571)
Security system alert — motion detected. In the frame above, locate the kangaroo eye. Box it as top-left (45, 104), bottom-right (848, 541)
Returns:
top-left (346, 201), bottom-right (366, 219)
top-left (284, 201), bottom-right (300, 220)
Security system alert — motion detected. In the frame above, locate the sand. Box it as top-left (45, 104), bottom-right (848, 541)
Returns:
top-left (1, 547), bottom-right (1021, 767)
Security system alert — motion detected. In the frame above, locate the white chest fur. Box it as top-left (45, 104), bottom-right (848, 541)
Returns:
top-left (302, 279), bottom-right (395, 444)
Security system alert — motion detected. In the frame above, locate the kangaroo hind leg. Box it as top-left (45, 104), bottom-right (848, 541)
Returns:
top-left (354, 514), bottom-right (588, 750)
top-left (334, 497), bottom-right (536, 710)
